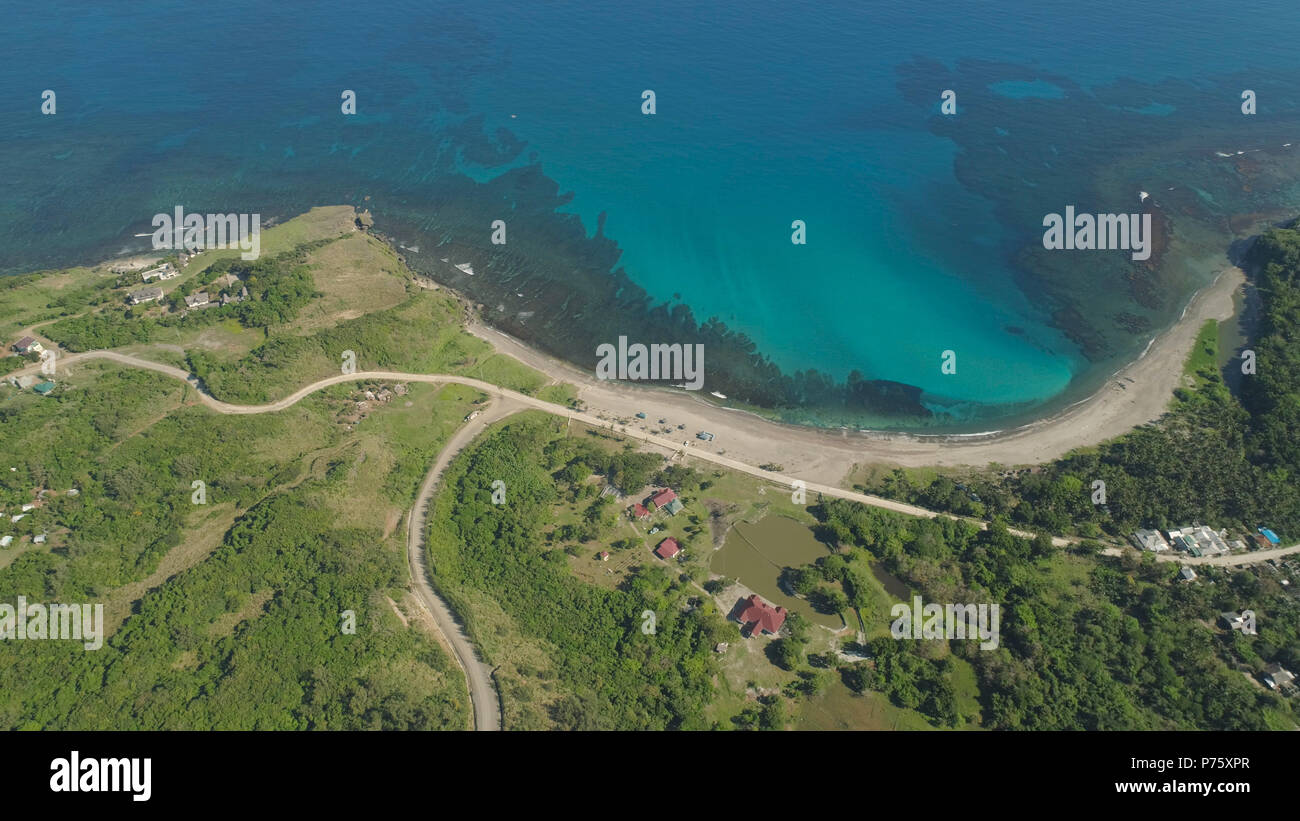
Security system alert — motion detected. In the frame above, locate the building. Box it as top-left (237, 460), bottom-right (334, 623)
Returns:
top-left (1252, 533), bottom-right (1272, 550)
top-left (736, 594), bottom-right (787, 637)
top-left (32, 534), bottom-right (46, 545)
top-left (184, 292), bottom-right (210, 308)
top-left (1264, 663), bottom-right (1295, 690)
top-left (663, 498), bottom-right (684, 516)
top-left (1132, 529), bottom-right (1171, 553)
top-left (654, 537), bottom-right (681, 560)
top-left (220, 284), bottom-right (249, 307)
top-left (128, 286), bottom-right (164, 305)
top-left (0, 536), bottom-right (11, 548)
top-left (1258, 527), bottom-right (1281, 546)
top-left (649, 488), bottom-right (677, 509)
top-left (629, 503), bottom-right (650, 521)
top-left (1166, 525), bottom-right (1229, 557)
top-left (1179, 566), bottom-right (1197, 582)
top-left (12, 336), bottom-right (42, 355)
top-left (33, 381), bottom-right (56, 395)
top-left (140, 263), bottom-right (173, 281)
top-left (1220, 611), bottom-right (1253, 632)
top-left (597, 551), bottom-right (610, 562)
top-left (1194, 526), bottom-right (1231, 556)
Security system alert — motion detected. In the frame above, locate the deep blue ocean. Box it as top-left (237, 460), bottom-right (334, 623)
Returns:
top-left (3, 1), bottom-right (1299, 430)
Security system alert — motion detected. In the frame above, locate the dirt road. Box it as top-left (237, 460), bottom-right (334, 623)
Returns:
top-left (405, 399), bottom-right (520, 732)
top-left (33, 350), bottom-right (1298, 568)
top-left (26, 350), bottom-right (1069, 544)
top-left (464, 266), bottom-right (1244, 474)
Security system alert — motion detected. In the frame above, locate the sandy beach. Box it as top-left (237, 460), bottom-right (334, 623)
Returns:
top-left (467, 265), bottom-right (1245, 485)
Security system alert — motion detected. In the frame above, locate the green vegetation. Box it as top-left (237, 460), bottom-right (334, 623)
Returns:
top-left (860, 224), bottom-right (1300, 543)
top-left (425, 413), bottom-right (730, 729)
top-left (537, 382), bottom-right (579, 407)
top-left (0, 366), bottom-right (476, 728)
top-left (43, 244), bottom-right (327, 352)
top-left (0, 215), bottom-right (500, 729)
top-left (6, 206), bottom-right (1298, 732)
top-left (1182, 319), bottom-right (1221, 394)
top-left (814, 498), bottom-right (1298, 730)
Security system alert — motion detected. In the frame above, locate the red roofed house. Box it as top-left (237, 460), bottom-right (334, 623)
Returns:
top-left (736, 594), bottom-right (787, 637)
top-left (655, 537), bottom-right (681, 560)
top-left (629, 503), bottom-right (650, 521)
top-left (649, 488), bottom-right (677, 509)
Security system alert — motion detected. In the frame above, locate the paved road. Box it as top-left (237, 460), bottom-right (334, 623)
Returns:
top-left (405, 399), bottom-right (519, 732)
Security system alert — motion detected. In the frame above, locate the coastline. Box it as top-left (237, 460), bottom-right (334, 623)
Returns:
top-left (460, 263), bottom-right (1245, 478)
top-left (14, 213), bottom-right (1244, 486)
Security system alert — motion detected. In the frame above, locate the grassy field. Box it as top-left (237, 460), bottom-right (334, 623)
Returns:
top-left (1181, 319), bottom-right (1221, 395)
top-left (8, 205), bottom-right (578, 423)
top-left (0, 294), bottom-right (486, 728)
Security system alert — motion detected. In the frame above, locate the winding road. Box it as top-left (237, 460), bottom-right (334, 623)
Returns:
top-left (405, 398), bottom-right (520, 732)
top-left (17, 349), bottom-right (1300, 730)
top-left (32, 350), bottom-right (1051, 533)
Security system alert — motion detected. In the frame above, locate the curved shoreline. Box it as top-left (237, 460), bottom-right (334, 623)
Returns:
top-left (462, 263), bottom-right (1244, 470)
top-left (24, 348), bottom-right (1295, 573)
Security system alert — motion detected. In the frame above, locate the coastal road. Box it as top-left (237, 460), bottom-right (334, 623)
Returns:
top-left (405, 398), bottom-right (520, 732)
top-left (23, 350), bottom-right (1289, 598)
top-left (26, 350), bottom-right (1073, 546)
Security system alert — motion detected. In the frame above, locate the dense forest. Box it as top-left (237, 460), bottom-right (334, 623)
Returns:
top-left (812, 499), bottom-right (1299, 730)
top-left (861, 222), bottom-right (1300, 543)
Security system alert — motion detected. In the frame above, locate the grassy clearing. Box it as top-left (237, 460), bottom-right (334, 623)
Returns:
top-left (286, 232), bottom-right (410, 335)
top-left (537, 382), bottom-right (579, 407)
top-left (1181, 319), bottom-right (1220, 394)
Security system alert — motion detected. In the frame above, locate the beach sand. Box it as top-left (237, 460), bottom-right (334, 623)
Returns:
top-left (467, 264), bottom-right (1245, 485)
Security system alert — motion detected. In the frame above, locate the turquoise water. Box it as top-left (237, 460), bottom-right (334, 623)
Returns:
top-left (2, 1), bottom-right (1299, 429)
